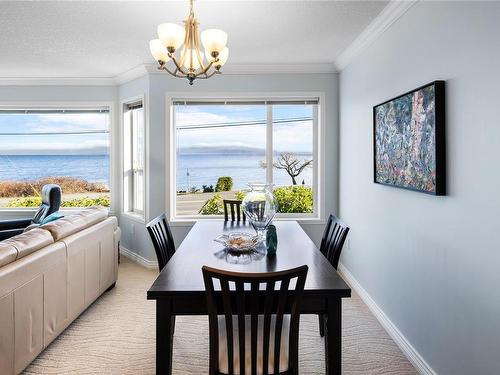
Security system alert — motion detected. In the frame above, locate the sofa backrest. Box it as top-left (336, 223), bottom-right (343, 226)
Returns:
top-left (0, 208), bottom-right (109, 268)
top-left (0, 228), bottom-right (54, 268)
top-left (41, 207), bottom-right (108, 241)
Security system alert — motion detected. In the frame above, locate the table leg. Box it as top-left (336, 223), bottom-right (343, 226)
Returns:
top-left (325, 297), bottom-right (342, 375)
top-left (156, 299), bottom-right (174, 375)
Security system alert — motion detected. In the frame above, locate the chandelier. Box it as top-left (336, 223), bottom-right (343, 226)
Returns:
top-left (149, 0), bottom-right (229, 85)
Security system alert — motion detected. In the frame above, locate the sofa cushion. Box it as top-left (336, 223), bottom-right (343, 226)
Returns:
top-left (2, 228), bottom-right (54, 261)
top-left (0, 243), bottom-right (17, 267)
top-left (41, 208), bottom-right (108, 241)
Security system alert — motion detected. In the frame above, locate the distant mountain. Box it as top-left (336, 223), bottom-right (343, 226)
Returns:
top-left (178, 146), bottom-right (265, 155)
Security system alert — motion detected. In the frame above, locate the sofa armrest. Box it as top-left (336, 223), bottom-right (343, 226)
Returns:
top-left (0, 218), bottom-right (32, 231)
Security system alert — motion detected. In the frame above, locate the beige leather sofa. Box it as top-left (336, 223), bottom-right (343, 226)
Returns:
top-left (0, 208), bottom-right (120, 374)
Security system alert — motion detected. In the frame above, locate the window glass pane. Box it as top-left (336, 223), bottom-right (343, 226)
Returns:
top-left (132, 108), bottom-right (144, 213)
top-left (132, 108), bottom-right (144, 170)
top-left (0, 111), bottom-right (110, 208)
top-left (272, 104), bottom-right (314, 214)
top-left (175, 104), bottom-right (266, 216)
top-left (123, 111), bottom-right (132, 212)
top-left (133, 170), bottom-right (144, 212)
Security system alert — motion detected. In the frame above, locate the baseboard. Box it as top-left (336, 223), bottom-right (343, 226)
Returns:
top-left (337, 263), bottom-right (437, 375)
top-left (120, 246), bottom-right (158, 270)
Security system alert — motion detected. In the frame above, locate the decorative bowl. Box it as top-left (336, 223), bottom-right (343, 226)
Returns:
top-left (214, 232), bottom-right (260, 252)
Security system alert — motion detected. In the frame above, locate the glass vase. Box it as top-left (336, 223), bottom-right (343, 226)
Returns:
top-left (241, 183), bottom-right (278, 239)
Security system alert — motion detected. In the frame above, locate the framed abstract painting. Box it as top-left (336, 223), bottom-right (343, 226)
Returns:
top-left (373, 81), bottom-right (446, 195)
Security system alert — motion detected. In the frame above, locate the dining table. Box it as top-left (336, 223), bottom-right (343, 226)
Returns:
top-left (147, 220), bottom-right (351, 375)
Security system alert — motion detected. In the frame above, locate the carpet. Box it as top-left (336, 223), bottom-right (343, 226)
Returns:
top-left (24, 258), bottom-right (416, 374)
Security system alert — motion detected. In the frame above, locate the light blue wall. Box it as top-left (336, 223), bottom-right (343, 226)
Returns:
top-left (339, 2), bottom-right (500, 374)
top-left (0, 85), bottom-right (117, 102)
top-left (118, 72), bottom-right (339, 260)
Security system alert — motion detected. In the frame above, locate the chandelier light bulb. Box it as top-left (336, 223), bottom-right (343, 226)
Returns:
top-left (182, 49), bottom-right (204, 70)
top-left (149, 39), bottom-right (170, 63)
top-left (201, 29), bottom-right (228, 54)
top-left (157, 23), bottom-right (185, 50)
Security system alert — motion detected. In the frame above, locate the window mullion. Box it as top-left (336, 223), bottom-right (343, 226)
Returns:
top-left (129, 110), bottom-right (135, 213)
top-left (266, 105), bottom-right (273, 185)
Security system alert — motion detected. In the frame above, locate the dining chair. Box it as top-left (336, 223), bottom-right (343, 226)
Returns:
top-left (319, 214), bottom-right (350, 270)
top-left (317, 214), bottom-right (350, 337)
top-left (146, 213), bottom-right (176, 272)
top-left (202, 265), bottom-right (308, 375)
top-left (223, 199), bottom-right (246, 222)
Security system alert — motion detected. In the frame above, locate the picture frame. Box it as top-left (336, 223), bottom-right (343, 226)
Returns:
top-left (373, 80), bottom-right (446, 195)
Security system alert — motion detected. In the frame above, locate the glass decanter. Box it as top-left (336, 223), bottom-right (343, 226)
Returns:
top-left (241, 183), bottom-right (278, 239)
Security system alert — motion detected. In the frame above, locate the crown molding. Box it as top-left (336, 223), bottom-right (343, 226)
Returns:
top-left (0, 76), bottom-right (116, 86)
top-left (145, 62), bottom-right (337, 76)
top-left (0, 62), bottom-right (337, 87)
top-left (222, 63), bottom-right (337, 75)
top-left (334, 0), bottom-right (418, 71)
top-left (114, 65), bottom-right (149, 85)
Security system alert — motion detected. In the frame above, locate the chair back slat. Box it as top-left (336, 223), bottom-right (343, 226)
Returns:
top-left (223, 200), bottom-right (246, 222)
top-left (273, 278), bottom-right (290, 374)
top-left (320, 214), bottom-right (350, 269)
top-left (250, 281), bottom-right (259, 375)
top-left (220, 279), bottom-right (234, 374)
top-left (262, 281), bottom-right (274, 375)
top-left (146, 213), bottom-right (176, 272)
top-left (202, 265), bottom-right (308, 375)
top-left (235, 281), bottom-right (246, 375)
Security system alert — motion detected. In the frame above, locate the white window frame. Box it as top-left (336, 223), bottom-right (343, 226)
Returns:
top-left (165, 92), bottom-right (326, 225)
top-left (0, 101), bottom-right (116, 215)
top-left (120, 95), bottom-right (147, 223)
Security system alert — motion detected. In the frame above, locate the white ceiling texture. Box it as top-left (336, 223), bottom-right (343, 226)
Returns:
top-left (0, 0), bottom-right (389, 79)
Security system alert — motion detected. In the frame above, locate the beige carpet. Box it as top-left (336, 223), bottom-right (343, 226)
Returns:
top-left (24, 258), bottom-right (416, 375)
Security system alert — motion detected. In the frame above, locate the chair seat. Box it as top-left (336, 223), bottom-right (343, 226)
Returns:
top-left (217, 315), bottom-right (290, 375)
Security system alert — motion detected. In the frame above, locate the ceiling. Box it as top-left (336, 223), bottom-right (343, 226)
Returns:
top-left (0, 1), bottom-right (388, 79)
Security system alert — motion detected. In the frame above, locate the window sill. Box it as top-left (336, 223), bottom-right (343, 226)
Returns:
top-left (169, 216), bottom-right (326, 227)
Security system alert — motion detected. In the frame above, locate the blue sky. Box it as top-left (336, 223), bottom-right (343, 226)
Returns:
top-left (175, 104), bottom-right (313, 154)
top-left (0, 113), bottom-right (109, 155)
top-left (0, 105), bottom-right (313, 155)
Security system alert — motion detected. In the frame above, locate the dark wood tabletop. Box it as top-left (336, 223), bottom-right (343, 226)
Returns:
top-left (147, 220), bottom-right (351, 375)
top-left (147, 220), bottom-right (351, 300)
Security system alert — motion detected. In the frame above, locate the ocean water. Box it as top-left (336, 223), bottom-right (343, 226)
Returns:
top-left (177, 153), bottom-right (313, 191)
top-left (0, 153), bottom-right (313, 191)
top-left (0, 155), bottom-right (109, 185)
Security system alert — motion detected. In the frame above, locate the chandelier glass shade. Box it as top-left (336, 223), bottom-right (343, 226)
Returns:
top-left (149, 0), bottom-right (229, 85)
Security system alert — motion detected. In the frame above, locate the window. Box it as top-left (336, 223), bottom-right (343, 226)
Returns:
top-left (0, 107), bottom-right (110, 209)
top-left (171, 98), bottom-right (320, 219)
top-left (123, 101), bottom-right (145, 217)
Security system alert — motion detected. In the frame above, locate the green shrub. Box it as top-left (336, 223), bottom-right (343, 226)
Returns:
top-left (202, 184), bottom-right (214, 193)
top-left (7, 196), bottom-right (110, 208)
top-left (198, 191), bottom-right (247, 215)
top-left (198, 193), bottom-right (223, 215)
top-left (215, 177), bottom-right (233, 192)
top-left (273, 186), bottom-right (313, 213)
top-left (61, 196), bottom-right (110, 208)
